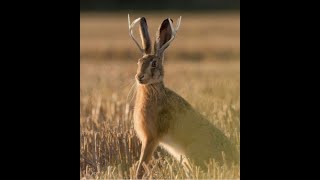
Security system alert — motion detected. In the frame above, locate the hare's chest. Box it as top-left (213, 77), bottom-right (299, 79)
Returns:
top-left (134, 102), bottom-right (157, 121)
top-left (133, 104), bottom-right (159, 140)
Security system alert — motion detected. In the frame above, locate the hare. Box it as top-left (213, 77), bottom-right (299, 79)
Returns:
top-left (127, 14), bottom-right (239, 179)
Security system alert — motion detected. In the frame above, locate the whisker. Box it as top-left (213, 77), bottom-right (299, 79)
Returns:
top-left (120, 78), bottom-right (135, 89)
top-left (126, 81), bottom-right (137, 104)
top-left (129, 83), bottom-right (137, 104)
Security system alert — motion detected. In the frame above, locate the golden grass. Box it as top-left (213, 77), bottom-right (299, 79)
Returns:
top-left (80, 12), bottom-right (240, 179)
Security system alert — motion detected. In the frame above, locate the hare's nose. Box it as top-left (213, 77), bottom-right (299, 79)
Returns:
top-left (138, 74), bottom-right (144, 81)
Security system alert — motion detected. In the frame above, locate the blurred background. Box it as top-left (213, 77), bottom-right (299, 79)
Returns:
top-left (80, 0), bottom-right (240, 179)
top-left (80, 0), bottom-right (239, 63)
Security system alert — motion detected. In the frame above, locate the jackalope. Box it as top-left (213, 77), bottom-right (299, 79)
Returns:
top-left (127, 14), bottom-right (239, 179)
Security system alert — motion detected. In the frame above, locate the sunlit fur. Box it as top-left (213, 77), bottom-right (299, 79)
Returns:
top-left (134, 56), bottom-right (239, 178)
top-left (135, 54), bottom-right (164, 85)
top-left (132, 17), bottom-right (239, 179)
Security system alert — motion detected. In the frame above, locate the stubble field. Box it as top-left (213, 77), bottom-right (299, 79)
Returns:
top-left (80, 12), bottom-right (240, 179)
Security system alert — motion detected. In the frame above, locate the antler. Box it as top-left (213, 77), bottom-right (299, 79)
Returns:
top-left (157, 16), bottom-right (182, 54)
top-left (128, 14), bottom-right (144, 54)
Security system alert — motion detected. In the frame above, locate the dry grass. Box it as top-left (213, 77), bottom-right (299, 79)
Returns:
top-left (80, 12), bottom-right (240, 179)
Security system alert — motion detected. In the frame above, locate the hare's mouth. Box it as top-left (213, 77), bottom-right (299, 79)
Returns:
top-left (137, 78), bottom-right (147, 84)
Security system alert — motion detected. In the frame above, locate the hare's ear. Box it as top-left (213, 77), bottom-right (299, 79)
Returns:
top-left (128, 14), bottom-right (152, 55)
top-left (139, 17), bottom-right (152, 54)
top-left (154, 18), bottom-right (173, 57)
top-left (154, 16), bottom-right (181, 58)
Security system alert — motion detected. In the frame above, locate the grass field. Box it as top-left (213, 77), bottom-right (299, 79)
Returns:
top-left (80, 12), bottom-right (240, 179)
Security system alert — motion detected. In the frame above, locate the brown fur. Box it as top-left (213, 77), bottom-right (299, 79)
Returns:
top-left (139, 17), bottom-right (152, 54)
top-left (130, 16), bottom-right (239, 179)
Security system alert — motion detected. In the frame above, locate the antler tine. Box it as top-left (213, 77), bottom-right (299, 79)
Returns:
top-left (158, 16), bottom-right (182, 54)
top-left (128, 14), bottom-right (144, 54)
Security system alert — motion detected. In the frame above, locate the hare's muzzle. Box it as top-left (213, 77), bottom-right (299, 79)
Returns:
top-left (136, 74), bottom-right (145, 84)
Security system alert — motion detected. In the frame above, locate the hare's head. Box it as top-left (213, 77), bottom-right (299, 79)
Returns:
top-left (128, 15), bottom-right (181, 85)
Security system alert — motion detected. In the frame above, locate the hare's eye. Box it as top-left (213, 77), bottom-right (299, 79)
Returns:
top-left (151, 61), bottom-right (157, 67)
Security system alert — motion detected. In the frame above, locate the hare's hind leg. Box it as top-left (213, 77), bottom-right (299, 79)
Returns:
top-left (136, 139), bottom-right (159, 179)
